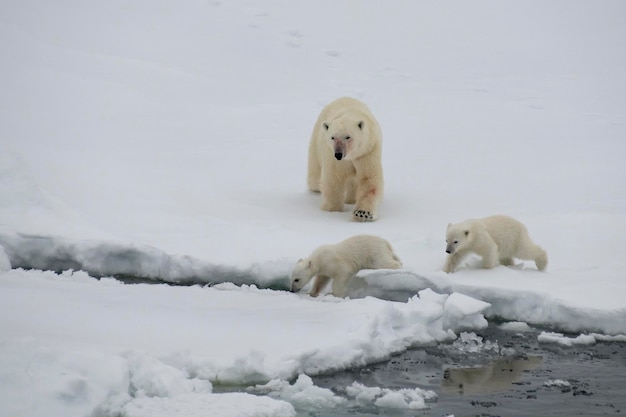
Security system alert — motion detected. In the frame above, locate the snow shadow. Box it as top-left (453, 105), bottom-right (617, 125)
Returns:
top-left (0, 233), bottom-right (291, 290)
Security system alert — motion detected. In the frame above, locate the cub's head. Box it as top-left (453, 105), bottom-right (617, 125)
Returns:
top-left (445, 222), bottom-right (471, 254)
top-left (321, 114), bottom-right (371, 161)
top-left (290, 258), bottom-right (315, 292)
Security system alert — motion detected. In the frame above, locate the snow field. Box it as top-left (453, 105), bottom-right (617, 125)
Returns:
top-left (1, 0), bottom-right (625, 416)
top-left (0, 268), bottom-right (488, 416)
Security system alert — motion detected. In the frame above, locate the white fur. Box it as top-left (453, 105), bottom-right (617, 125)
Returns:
top-left (307, 97), bottom-right (384, 222)
top-left (290, 235), bottom-right (402, 298)
top-left (443, 215), bottom-right (548, 273)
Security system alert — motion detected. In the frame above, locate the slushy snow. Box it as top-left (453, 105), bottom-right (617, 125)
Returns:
top-left (1, 0), bottom-right (625, 416)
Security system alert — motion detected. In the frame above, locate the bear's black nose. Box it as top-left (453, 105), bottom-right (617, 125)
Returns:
top-left (445, 249), bottom-right (452, 254)
top-left (334, 152), bottom-right (343, 160)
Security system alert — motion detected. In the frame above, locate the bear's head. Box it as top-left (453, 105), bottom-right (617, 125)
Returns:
top-left (290, 258), bottom-right (315, 292)
top-left (321, 113), bottom-right (371, 161)
top-left (445, 222), bottom-right (472, 254)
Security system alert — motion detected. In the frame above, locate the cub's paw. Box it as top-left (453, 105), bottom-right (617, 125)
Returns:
top-left (353, 210), bottom-right (375, 222)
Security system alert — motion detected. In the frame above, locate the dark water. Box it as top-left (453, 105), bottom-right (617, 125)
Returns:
top-left (309, 323), bottom-right (626, 416)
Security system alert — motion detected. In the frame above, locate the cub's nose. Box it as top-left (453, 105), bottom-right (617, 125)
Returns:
top-left (445, 249), bottom-right (452, 254)
top-left (334, 152), bottom-right (343, 160)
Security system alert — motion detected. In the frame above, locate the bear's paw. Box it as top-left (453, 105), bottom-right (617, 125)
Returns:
top-left (353, 209), bottom-right (375, 222)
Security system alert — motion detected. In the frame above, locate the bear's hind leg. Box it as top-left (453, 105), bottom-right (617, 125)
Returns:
top-left (534, 247), bottom-right (548, 271)
top-left (516, 241), bottom-right (548, 271)
top-left (377, 253), bottom-right (402, 269)
top-left (331, 275), bottom-right (351, 298)
top-left (309, 275), bottom-right (331, 297)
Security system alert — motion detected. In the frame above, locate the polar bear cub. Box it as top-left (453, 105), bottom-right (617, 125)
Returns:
top-left (307, 97), bottom-right (384, 222)
top-left (291, 235), bottom-right (402, 298)
top-left (444, 215), bottom-right (547, 273)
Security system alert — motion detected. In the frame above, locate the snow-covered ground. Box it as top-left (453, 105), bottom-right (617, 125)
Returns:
top-left (1, 1), bottom-right (625, 416)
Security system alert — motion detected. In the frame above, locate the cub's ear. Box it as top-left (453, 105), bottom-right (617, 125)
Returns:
top-left (464, 230), bottom-right (470, 236)
top-left (297, 258), bottom-right (303, 263)
top-left (322, 122), bottom-right (329, 130)
top-left (357, 121), bottom-right (363, 130)
top-left (447, 222), bottom-right (452, 229)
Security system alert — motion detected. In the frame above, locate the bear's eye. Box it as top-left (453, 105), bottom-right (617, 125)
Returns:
top-left (345, 136), bottom-right (351, 140)
top-left (294, 279), bottom-right (300, 283)
top-left (331, 136), bottom-right (335, 141)
top-left (453, 240), bottom-right (458, 244)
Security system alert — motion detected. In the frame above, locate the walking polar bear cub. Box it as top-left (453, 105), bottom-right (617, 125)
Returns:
top-left (307, 97), bottom-right (384, 222)
top-left (291, 235), bottom-right (402, 298)
top-left (444, 215), bottom-right (547, 273)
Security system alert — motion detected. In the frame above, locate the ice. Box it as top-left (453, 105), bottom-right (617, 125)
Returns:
top-left (1, 0), bottom-right (626, 415)
top-left (252, 374), bottom-right (345, 410)
top-left (120, 393), bottom-right (296, 417)
top-left (125, 353), bottom-right (213, 398)
top-left (591, 333), bottom-right (626, 343)
top-left (498, 321), bottom-right (534, 333)
top-left (544, 379), bottom-right (572, 388)
top-left (346, 382), bottom-right (437, 410)
top-left (537, 331), bottom-right (622, 347)
top-left (0, 245), bottom-right (10, 272)
top-left (441, 332), bottom-right (500, 358)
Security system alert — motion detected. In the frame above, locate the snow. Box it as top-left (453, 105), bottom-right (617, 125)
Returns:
top-left (252, 375), bottom-right (345, 411)
top-left (498, 321), bottom-right (534, 333)
top-left (1, 0), bottom-right (625, 415)
top-left (120, 394), bottom-right (296, 417)
top-left (537, 331), bottom-right (626, 347)
top-left (346, 382), bottom-right (437, 410)
top-left (544, 380), bottom-right (572, 389)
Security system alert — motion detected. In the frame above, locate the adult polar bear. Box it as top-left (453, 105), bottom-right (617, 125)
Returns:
top-left (307, 97), bottom-right (384, 222)
top-left (444, 215), bottom-right (548, 273)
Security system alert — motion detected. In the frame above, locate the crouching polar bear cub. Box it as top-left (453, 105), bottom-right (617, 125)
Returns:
top-left (307, 97), bottom-right (384, 222)
top-left (291, 235), bottom-right (402, 298)
top-left (444, 215), bottom-right (547, 273)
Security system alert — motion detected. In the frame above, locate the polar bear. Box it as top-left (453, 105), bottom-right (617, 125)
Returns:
top-left (307, 97), bottom-right (384, 222)
top-left (443, 215), bottom-right (548, 273)
top-left (290, 234), bottom-right (402, 298)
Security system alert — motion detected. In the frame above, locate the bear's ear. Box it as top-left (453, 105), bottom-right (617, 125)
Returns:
top-left (357, 121), bottom-right (363, 130)
top-left (297, 258), bottom-right (303, 263)
top-left (464, 230), bottom-right (470, 236)
top-left (322, 122), bottom-right (329, 131)
top-left (447, 222), bottom-right (451, 229)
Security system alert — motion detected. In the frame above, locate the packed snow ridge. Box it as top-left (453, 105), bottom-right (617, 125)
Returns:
top-left (2, 231), bottom-right (626, 336)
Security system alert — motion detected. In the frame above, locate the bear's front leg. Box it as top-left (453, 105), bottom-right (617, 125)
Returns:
top-left (320, 176), bottom-right (346, 212)
top-left (352, 167), bottom-right (382, 222)
top-left (310, 275), bottom-right (331, 297)
top-left (443, 253), bottom-right (462, 273)
top-left (344, 178), bottom-right (357, 205)
top-left (479, 242), bottom-right (499, 269)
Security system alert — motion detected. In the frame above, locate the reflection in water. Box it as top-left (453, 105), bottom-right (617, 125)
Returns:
top-left (442, 356), bottom-right (543, 395)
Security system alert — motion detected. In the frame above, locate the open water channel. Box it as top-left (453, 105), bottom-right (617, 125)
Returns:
top-left (308, 323), bottom-right (626, 416)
